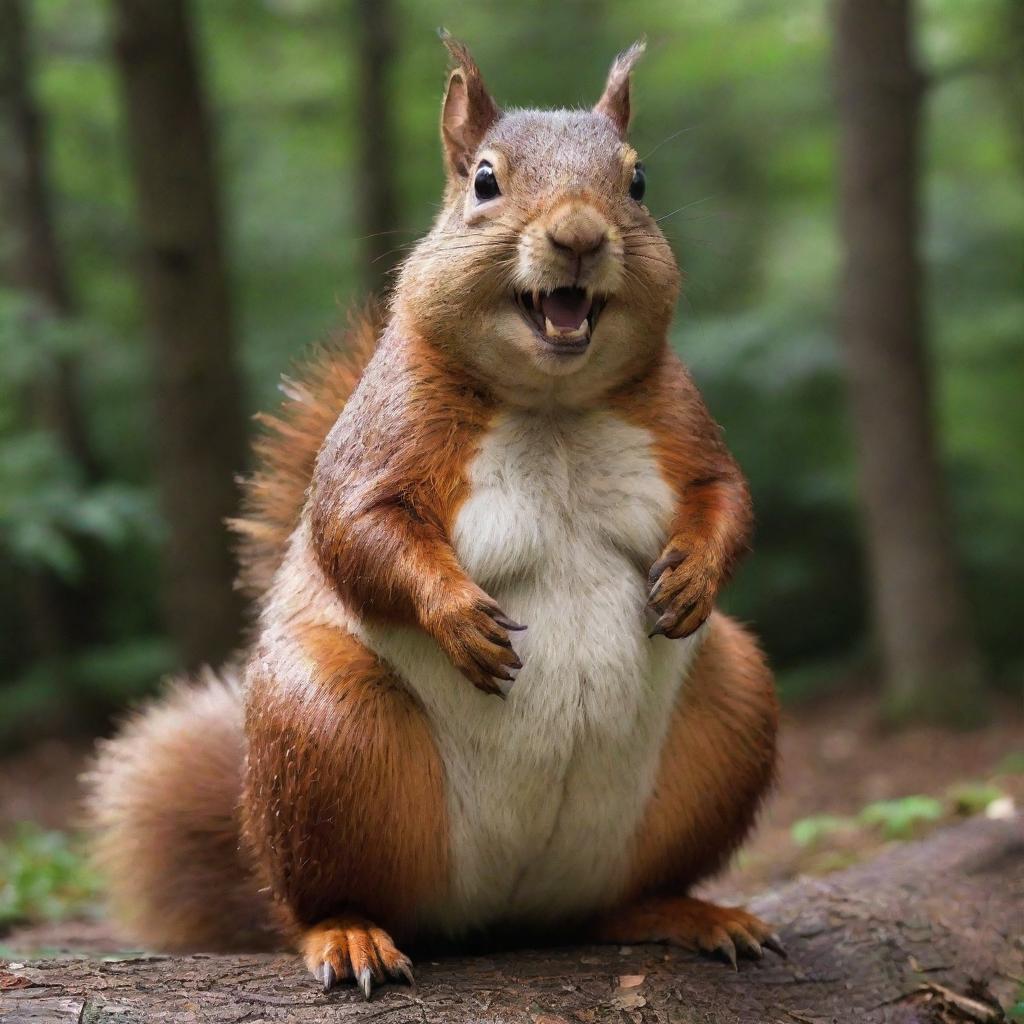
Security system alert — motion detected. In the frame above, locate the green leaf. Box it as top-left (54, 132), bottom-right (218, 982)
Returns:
top-left (0, 825), bottom-right (100, 928)
top-left (858, 797), bottom-right (945, 840)
top-left (946, 782), bottom-right (1004, 816)
top-left (791, 814), bottom-right (856, 848)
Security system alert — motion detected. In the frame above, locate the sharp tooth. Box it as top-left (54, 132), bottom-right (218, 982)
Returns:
top-left (533, 288), bottom-right (542, 310)
top-left (544, 317), bottom-right (590, 341)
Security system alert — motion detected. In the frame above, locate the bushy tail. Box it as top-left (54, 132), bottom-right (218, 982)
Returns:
top-left (84, 669), bottom-right (277, 951)
top-left (230, 301), bottom-right (382, 598)
top-left (86, 307), bottom-right (381, 950)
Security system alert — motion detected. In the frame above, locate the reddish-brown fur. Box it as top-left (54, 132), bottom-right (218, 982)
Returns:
top-left (619, 612), bottom-right (778, 899)
top-left (231, 304), bottom-right (382, 599)
top-left (243, 624), bottom-right (449, 942)
top-left (86, 37), bottom-right (781, 994)
top-left (612, 351), bottom-right (753, 640)
top-left (84, 670), bottom-right (277, 951)
top-left (308, 325), bottom-right (522, 695)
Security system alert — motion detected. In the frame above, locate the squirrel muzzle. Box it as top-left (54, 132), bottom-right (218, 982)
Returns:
top-left (514, 200), bottom-right (623, 355)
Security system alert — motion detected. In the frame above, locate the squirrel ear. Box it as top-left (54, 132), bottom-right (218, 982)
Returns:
top-left (439, 31), bottom-right (500, 178)
top-left (594, 39), bottom-right (646, 138)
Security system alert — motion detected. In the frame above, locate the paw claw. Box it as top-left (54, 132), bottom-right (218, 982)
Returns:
top-left (303, 917), bottom-right (412, 1000)
top-left (321, 962), bottom-right (336, 992)
top-left (358, 966), bottom-right (373, 1000)
top-left (732, 926), bottom-right (763, 960)
top-left (648, 613), bottom-right (672, 638)
top-left (493, 613), bottom-right (527, 631)
top-left (764, 933), bottom-right (788, 959)
top-left (718, 936), bottom-right (738, 971)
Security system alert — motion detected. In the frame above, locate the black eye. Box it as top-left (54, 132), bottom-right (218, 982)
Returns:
top-left (629, 163), bottom-right (646, 202)
top-left (474, 161), bottom-right (500, 201)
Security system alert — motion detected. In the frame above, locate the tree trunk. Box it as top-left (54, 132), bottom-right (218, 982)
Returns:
top-left (0, 0), bottom-right (98, 678)
top-left (353, 0), bottom-right (400, 295)
top-left (2, 816), bottom-right (1021, 1023)
top-left (833, 0), bottom-right (983, 724)
top-left (111, 0), bottom-right (246, 670)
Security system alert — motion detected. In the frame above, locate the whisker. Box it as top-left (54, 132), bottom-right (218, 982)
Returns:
top-left (655, 196), bottom-right (715, 224)
top-left (640, 125), bottom-right (696, 161)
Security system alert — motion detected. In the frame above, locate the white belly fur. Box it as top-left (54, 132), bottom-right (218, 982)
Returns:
top-left (360, 409), bottom-right (705, 936)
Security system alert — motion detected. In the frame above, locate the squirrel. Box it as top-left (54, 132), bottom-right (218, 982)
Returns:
top-left (85, 36), bottom-right (781, 1000)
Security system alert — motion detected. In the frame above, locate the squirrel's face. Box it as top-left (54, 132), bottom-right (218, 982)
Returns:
top-left (396, 39), bottom-right (680, 405)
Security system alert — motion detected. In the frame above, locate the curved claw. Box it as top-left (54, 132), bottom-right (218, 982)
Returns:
top-left (764, 933), bottom-right (788, 959)
top-left (493, 613), bottom-right (527, 632)
top-left (358, 966), bottom-right (373, 1001)
top-left (321, 962), bottom-right (337, 992)
top-left (718, 936), bottom-right (738, 971)
top-left (396, 959), bottom-right (416, 986)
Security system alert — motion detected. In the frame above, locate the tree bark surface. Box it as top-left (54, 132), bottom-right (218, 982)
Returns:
top-left (353, 0), bottom-right (400, 295)
top-left (2, 817), bottom-right (1021, 1023)
top-left (833, 0), bottom-right (982, 721)
top-left (111, 0), bottom-right (245, 671)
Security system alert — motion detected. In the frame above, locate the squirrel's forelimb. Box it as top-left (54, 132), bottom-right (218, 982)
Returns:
top-left (614, 352), bottom-right (753, 640)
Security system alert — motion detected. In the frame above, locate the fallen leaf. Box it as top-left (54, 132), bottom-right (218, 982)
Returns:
top-left (0, 973), bottom-right (33, 991)
top-left (618, 974), bottom-right (646, 988)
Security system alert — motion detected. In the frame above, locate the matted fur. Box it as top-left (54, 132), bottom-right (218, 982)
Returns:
top-left (83, 670), bottom-right (276, 951)
top-left (230, 303), bottom-right (382, 599)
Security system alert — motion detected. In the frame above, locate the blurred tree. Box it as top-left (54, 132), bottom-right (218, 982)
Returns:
top-left (354, 0), bottom-right (400, 294)
top-left (833, 0), bottom-right (983, 723)
top-left (111, 0), bottom-right (245, 670)
top-left (0, 0), bottom-right (98, 680)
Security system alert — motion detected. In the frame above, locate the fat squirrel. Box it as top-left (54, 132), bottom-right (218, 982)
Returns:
top-left (86, 37), bottom-right (781, 999)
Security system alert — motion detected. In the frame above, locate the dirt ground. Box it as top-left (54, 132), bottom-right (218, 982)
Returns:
top-left (1, 690), bottom-right (1022, 930)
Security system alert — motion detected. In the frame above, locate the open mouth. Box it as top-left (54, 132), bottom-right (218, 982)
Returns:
top-left (515, 287), bottom-right (605, 354)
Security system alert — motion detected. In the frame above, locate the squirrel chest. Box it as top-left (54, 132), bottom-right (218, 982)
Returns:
top-left (360, 408), bottom-right (706, 935)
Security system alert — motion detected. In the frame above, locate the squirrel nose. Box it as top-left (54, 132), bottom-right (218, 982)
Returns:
top-left (545, 214), bottom-right (607, 258)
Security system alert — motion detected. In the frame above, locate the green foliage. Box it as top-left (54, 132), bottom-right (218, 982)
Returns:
top-left (791, 814), bottom-right (856, 848)
top-left (0, 826), bottom-right (99, 929)
top-left (858, 797), bottom-right (945, 839)
top-left (0, 0), bottom-right (1020, 739)
top-left (1009, 985), bottom-right (1024, 1023)
top-left (946, 782), bottom-right (1005, 815)
top-left (792, 780), bottom-right (1007, 853)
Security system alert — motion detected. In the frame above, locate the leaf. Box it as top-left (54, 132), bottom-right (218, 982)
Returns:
top-left (858, 797), bottom-right (944, 839)
top-left (946, 782), bottom-right (1004, 816)
top-left (791, 814), bottom-right (856, 847)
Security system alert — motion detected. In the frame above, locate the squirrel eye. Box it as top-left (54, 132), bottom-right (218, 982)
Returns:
top-left (629, 163), bottom-right (646, 202)
top-left (473, 161), bottom-right (500, 202)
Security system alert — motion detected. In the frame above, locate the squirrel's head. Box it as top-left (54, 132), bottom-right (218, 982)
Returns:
top-left (395, 35), bottom-right (681, 405)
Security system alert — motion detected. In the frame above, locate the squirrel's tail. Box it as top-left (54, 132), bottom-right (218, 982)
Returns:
top-left (85, 306), bottom-right (382, 950)
top-left (230, 301), bottom-right (383, 599)
top-left (83, 669), bottom-right (277, 951)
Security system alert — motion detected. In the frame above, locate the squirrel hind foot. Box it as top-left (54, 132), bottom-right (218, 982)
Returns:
top-left (302, 915), bottom-right (414, 1000)
top-left (594, 896), bottom-right (785, 971)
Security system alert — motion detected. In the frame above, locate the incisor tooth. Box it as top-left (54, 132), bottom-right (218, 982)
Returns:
top-left (544, 316), bottom-right (589, 341)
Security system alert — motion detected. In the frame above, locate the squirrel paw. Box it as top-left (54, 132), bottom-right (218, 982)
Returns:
top-left (427, 584), bottom-right (526, 697)
top-left (647, 547), bottom-right (718, 639)
top-left (597, 896), bottom-right (786, 969)
top-left (302, 915), bottom-right (414, 1000)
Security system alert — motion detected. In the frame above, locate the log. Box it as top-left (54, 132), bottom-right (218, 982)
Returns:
top-left (1, 816), bottom-right (1021, 1023)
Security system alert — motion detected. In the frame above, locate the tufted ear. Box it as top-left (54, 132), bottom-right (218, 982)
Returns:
top-left (594, 40), bottom-right (646, 138)
top-left (439, 31), bottom-right (500, 178)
